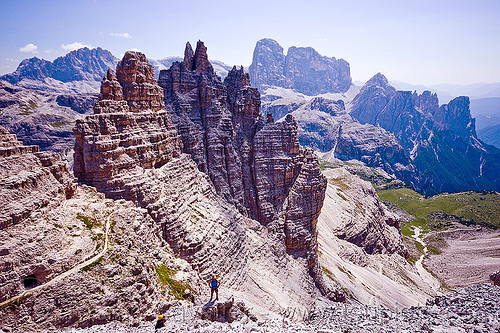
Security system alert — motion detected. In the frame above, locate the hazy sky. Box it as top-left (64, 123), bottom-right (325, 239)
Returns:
top-left (1, 0), bottom-right (499, 85)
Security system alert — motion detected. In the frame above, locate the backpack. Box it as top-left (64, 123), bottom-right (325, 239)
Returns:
top-left (211, 279), bottom-right (218, 289)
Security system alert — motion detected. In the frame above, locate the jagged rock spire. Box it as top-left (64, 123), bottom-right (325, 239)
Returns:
top-left (115, 51), bottom-right (165, 112)
top-left (193, 40), bottom-right (214, 73)
top-left (98, 69), bottom-right (124, 101)
top-left (184, 42), bottom-right (194, 71)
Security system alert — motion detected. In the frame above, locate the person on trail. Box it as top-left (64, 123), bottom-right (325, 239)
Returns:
top-left (155, 314), bottom-right (166, 330)
top-left (209, 275), bottom-right (219, 301)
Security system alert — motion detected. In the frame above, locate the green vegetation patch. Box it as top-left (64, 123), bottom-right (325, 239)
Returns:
top-left (328, 177), bottom-right (351, 191)
top-left (155, 264), bottom-right (192, 300)
top-left (378, 188), bottom-right (500, 229)
top-left (50, 121), bottom-right (71, 128)
top-left (17, 99), bottom-right (37, 115)
top-left (319, 160), bottom-right (340, 170)
top-left (76, 213), bottom-right (97, 230)
top-left (400, 217), bottom-right (429, 236)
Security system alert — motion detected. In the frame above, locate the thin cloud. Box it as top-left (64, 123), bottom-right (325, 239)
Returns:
top-left (110, 32), bottom-right (132, 39)
top-left (19, 43), bottom-right (38, 53)
top-left (61, 42), bottom-right (92, 51)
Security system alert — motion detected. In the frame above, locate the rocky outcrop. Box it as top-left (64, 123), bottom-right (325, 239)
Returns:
top-left (249, 38), bottom-right (351, 95)
top-left (159, 41), bottom-right (327, 231)
top-left (73, 51), bottom-right (182, 195)
top-left (278, 96), bottom-right (416, 186)
top-left (320, 168), bottom-right (407, 257)
top-left (491, 271), bottom-right (500, 286)
top-left (74, 47), bottom-right (329, 319)
top-left (199, 296), bottom-right (257, 323)
top-left (0, 185), bottom-right (196, 330)
top-left (0, 126), bottom-right (75, 229)
top-left (56, 94), bottom-right (98, 114)
top-left (351, 72), bottom-right (500, 195)
top-left (159, 41), bottom-right (328, 297)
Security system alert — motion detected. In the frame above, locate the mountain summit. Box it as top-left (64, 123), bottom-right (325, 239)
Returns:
top-left (249, 38), bottom-right (351, 95)
top-left (1, 47), bottom-right (119, 85)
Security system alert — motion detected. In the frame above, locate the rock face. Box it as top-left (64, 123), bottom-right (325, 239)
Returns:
top-left (0, 184), bottom-right (196, 330)
top-left (0, 126), bottom-right (75, 229)
top-left (1, 47), bottom-right (119, 85)
top-left (320, 168), bottom-right (406, 257)
top-left (73, 51), bottom-right (183, 196)
top-left (159, 42), bottom-right (327, 243)
top-left (491, 271), bottom-right (500, 286)
top-left (73, 46), bottom-right (331, 321)
top-left (267, 95), bottom-right (416, 186)
top-left (351, 73), bottom-right (500, 195)
top-left (0, 80), bottom-right (95, 153)
top-left (249, 38), bottom-right (351, 95)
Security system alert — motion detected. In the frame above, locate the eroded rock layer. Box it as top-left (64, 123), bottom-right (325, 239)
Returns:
top-left (0, 126), bottom-right (75, 229)
top-left (73, 52), bottom-right (183, 194)
top-left (158, 42), bottom-right (328, 267)
top-left (75, 44), bottom-right (332, 306)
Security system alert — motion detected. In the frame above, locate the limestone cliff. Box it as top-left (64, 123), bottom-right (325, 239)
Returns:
top-left (351, 73), bottom-right (500, 195)
top-left (0, 126), bottom-right (75, 229)
top-left (158, 43), bottom-right (329, 293)
top-left (73, 46), bottom-right (333, 318)
top-left (249, 38), bottom-right (351, 95)
top-left (159, 41), bottom-right (327, 237)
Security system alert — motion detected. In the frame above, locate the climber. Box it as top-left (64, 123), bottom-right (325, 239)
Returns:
top-left (155, 314), bottom-right (166, 330)
top-left (209, 275), bottom-right (219, 301)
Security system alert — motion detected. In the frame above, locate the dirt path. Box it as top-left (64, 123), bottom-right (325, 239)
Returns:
top-left (0, 210), bottom-right (116, 308)
top-left (412, 227), bottom-right (442, 295)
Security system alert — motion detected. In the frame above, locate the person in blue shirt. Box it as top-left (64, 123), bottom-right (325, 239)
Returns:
top-left (209, 275), bottom-right (219, 301)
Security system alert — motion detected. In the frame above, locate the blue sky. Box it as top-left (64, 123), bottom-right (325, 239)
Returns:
top-left (1, 0), bottom-right (499, 85)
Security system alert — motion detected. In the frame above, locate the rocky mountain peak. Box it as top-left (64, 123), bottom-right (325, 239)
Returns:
top-left (249, 38), bottom-right (351, 95)
top-left (97, 69), bottom-right (124, 101)
top-left (249, 38), bottom-right (288, 90)
top-left (364, 72), bottom-right (394, 91)
top-left (351, 73), bottom-right (397, 125)
top-left (114, 51), bottom-right (164, 112)
top-left (225, 66), bottom-right (251, 89)
top-left (193, 40), bottom-right (214, 74)
top-left (413, 90), bottom-right (439, 115)
top-left (434, 96), bottom-right (476, 137)
top-left (1, 57), bottom-right (53, 84)
top-left (0, 47), bottom-right (119, 86)
top-left (351, 72), bottom-right (500, 195)
top-left (183, 41), bottom-right (195, 71)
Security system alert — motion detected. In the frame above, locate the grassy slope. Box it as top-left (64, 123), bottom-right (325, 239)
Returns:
top-left (378, 188), bottom-right (500, 233)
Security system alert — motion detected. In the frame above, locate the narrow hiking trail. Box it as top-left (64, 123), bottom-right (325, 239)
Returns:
top-left (412, 227), bottom-right (442, 295)
top-left (0, 210), bottom-right (116, 308)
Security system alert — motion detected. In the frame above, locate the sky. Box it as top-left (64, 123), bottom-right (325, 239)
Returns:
top-left (1, 0), bottom-right (499, 85)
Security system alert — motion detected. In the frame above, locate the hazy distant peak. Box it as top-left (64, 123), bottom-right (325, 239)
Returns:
top-left (249, 38), bottom-right (351, 95)
top-left (365, 72), bottom-right (391, 87)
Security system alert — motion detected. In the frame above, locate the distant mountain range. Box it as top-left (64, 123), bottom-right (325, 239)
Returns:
top-left (0, 48), bottom-right (232, 94)
top-left (389, 80), bottom-right (500, 103)
top-left (2, 42), bottom-right (500, 195)
top-left (250, 39), bottom-right (500, 195)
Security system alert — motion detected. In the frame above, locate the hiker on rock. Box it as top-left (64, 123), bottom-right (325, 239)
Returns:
top-left (155, 314), bottom-right (166, 330)
top-left (209, 275), bottom-right (219, 301)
